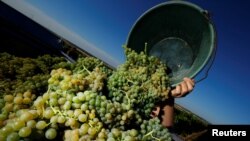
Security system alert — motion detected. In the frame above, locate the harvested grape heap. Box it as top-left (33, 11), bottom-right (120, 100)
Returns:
top-left (0, 46), bottom-right (172, 141)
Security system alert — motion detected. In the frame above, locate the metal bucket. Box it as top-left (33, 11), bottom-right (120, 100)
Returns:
top-left (126, 0), bottom-right (216, 86)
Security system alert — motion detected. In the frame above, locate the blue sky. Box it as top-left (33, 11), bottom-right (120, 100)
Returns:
top-left (20, 0), bottom-right (250, 124)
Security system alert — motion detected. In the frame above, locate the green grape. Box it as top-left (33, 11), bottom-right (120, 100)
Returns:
top-left (4, 95), bottom-right (14, 102)
top-left (49, 92), bottom-right (58, 99)
top-left (0, 113), bottom-right (8, 120)
top-left (97, 130), bottom-right (107, 139)
top-left (13, 120), bottom-right (25, 131)
top-left (72, 96), bottom-right (80, 103)
top-left (63, 101), bottom-right (71, 110)
top-left (45, 128), bottom-right (57, 140)
top-left (89, 99), bottom-right (95, 106)
top-left (78, 114), bottom-right (88, 123)
top-left (74, 109), bottom-right (82, 117)
top-left (14, 97), bottom-right (23, 104)
top-left (6, 132), bottom-right (19, 141)
top-left (33, 97), bottom-right (45, 108)
top-left (22, 97), bottom-right (32, 104)
top-left (77, 92), bottom-right (86, 101)
top-left (72, 103), bottom-right (81, 109)
top-left (111, 128), bottom-right (121, 138)
top-left (50, 116), bottom-right (58, 124)
top-left (49, 98), bottom-right (58, 106)
top-left (19, 111), bottom-right (34, 121)
top-left (44, 109), bottom-right (54, 119)
top-left (36, 120), bottom-right (47, 130)
top-left (29, 110), bottom-right (39, 118)
top-left (58, 97), bottom-right (66, 105)
top-left (23, 91), bottom-right (32, 98)
top-left (57, 116), bottom-right (66, 124)
top-left (81, 103), bottom-right (88, 111)
top-left (88, 127), bottom-right (97, 137)
top-left (0, 125), bottom-right (13, 135)
top-left (18, 126), bottom-right (32, 137)
top-left (66, 94), bottom-right (74, 101)
top-left (124, 135), bottom-right (134, 141)
top-left (26, 120), bottom-right (36, 128)
top-left (42, 92), bottom-right (50, 100)
top-left (129, 129), bottom-right (138, 137)
top-left (105, 113), bottom-right (112, 120)
top-left (80, 123), bottom-right (89, 135)
top-left (66, 110), bottom-right (74, 117)
top-left (67, 118), bottom-right (77, 126)
top-left (89, 112), bottom-right (96, 120)
top-left (107, 137), bottom-right (116, 141)
top-left (122, 114), bottom-right (127, 121)
top-left (3, 103), bottom-right (13, 112)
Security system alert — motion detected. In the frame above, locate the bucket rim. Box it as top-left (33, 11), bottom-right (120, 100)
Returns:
top-left (126, 0), bottom-right (207, 46)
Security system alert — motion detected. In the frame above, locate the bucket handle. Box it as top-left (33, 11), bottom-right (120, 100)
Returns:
top-left (195, 42), bottom-right (217, 84)
top-left (195, 10), bottom-right (217, 84)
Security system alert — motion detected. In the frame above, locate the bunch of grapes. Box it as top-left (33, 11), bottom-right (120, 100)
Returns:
top-left (73, 57), bottom-right (113, 77)
top-left (106, 128), bottom-right (139, 141)
top-left (104, 118), bottom-right (171, 141)
top-left (108, 46), bottom-right (171, 118)
top-left (139, 118), bottom-right (172, 141)
top-left (42, 66), bottom-right (140, 139)
top-left (75, 91), bottom-right (141, 130)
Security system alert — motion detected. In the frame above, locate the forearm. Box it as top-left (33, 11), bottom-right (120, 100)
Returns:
top-left (160, 97), bottom-right (175, 128)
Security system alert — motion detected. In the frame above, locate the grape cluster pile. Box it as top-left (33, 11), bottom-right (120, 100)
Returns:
top-left (0, 53), bottom-right (71, 95)
top-left (0, 47), bottom-right (172, 141)
top-left (0, 53), bottom-right (71, 124)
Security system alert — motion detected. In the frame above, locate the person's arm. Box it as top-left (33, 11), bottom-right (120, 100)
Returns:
top-left (151, 77), bottom-right (195, 128)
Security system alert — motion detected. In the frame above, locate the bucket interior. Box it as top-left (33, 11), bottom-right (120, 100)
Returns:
top-left (127, 2), bottom-right (215, 85)
top-left (149, 37), bottom-right (193, 79)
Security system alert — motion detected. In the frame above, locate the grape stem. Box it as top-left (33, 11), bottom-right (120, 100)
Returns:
top-left (46, 122), bottom-right (52, 127)
top-left (143, 130), bottom-right (161, 141)
top-left (151, 134), bottom-right (161, 141)
top-left (83, 65), bottom-right (91, 74)
top-left (46, 86), bottom-right (51, 94)
top-left (42, 104), bottom-right (45, 118)
top-left (42, 86), bottom-right (51, 118)
top-left (127, 79), bottom-right (135, 85)
top-left (76, 64), bottom-right (91, 75)
top-left (144, 42), bottom-right (148, 53)
top-left (50, 105), bottom-right (64, 117)
top-left (88, 122), bottom-right (93, 127)
top-left (57, 109), bottom-right (64, 117)
top-left (50, 105), bottom-right (57, 114)
top-left (96, 62), bottom-right (103, 68)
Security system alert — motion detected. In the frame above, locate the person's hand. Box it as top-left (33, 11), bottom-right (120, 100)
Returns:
top-left (170, 77), bottom-right (195, 98)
